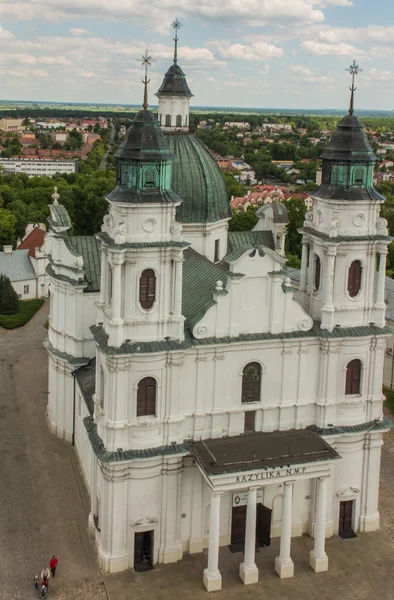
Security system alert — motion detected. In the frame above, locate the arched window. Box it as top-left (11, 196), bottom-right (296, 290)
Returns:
top-left (354, 167), bottom-right (364, 185)
top-left (314, 254), bottom-right (321, 292)
top-left (165, 114), bottom-right (171, 127)
top-left (345, 359), bottom-right (361, 395)
top-left (137, 377), bottom-right (156, 416)
top-left (144, 167), bottom-right (156, 187)
top-left (242, 362), bottom-right (262, 403)
top-left (348, 260), bottom-right (362, 297)
top-left (139, 269), bottom-right (156, 309)
top-left (176, 114), bottom-right (182, 127)
top-left (159, 114), bottom-right (162, 125)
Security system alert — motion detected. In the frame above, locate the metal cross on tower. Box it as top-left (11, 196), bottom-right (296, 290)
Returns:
top-left (346, 59), bottom-right (362, 115)
top-left (137, 50), bottom-right (156, 110)
top-left (172, 18), bottom-right (182, 64)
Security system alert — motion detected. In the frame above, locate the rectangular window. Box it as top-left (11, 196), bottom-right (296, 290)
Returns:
top-left (214, 239), bottom-right (220, 263)
top-left (244, 411), bottom-right (256, 433)
top-left (23, 285), bottom-right (29, 294)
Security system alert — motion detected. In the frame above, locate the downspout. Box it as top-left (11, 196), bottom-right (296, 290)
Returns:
top-left (72, 371), bottom-right (76, 446)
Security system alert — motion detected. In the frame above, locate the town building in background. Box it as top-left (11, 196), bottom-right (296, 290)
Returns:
top-left (0, 157), bottom-right (78, 177)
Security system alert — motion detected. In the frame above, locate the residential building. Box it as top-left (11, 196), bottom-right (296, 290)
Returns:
top-left (17, 224), bottom-right (49, 296)
top-left (0, 158), bottom-right (78, 177)
top-left (0, 246), bottom-right (37, 299)
top-left (0, 118), bottom-right (24, 132)
top-left (51, 132), bottom-right (68, 143)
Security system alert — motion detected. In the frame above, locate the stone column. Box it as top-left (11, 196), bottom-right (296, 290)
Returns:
top-left (300, 241), bottom-right (309, 292)
top-left (99, 248), bottom-right (108, 306)
top-left (203, 492), bottom-right (222, 592)
top-left (275, 481), bottom-right (294, 578)
top-left (239, 488), bottom-right (259, 585)
top-left (376, 250), bottom-right (387, 307)
top-left (321, 248), bottom-right (336, 332)
top-left (111, 258), bottom-right (123, 323)
top-left (309, 476), bottom-right (329, 572)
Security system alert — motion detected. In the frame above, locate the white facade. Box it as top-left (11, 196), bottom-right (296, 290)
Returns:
top-left (0, 158), bottom-right (78, 177)
top-left (45, 101), bottom-right (391, 592)
top-left (158, 96), bottom-right (190, 130)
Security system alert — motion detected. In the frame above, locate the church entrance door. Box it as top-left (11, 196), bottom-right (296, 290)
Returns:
top-left (338, 500), bottom-right (355, 538)
top-left (134, 530), bottom-right (154, 571)
top-left (230, 503), bottom-right (272, 546)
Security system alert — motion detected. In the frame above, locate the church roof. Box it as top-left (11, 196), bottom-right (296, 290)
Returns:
top-left (320, 113), bottom-right (376, 164)
top-left (17, 227), bottom-right (45, 258)
top-left (156, 63), bottom-right (193, 98)
top-left (167, 134), bottom-right (231, 223)
top-left (74, 359), bottom-right (96, 416)
top-left (0, 249), bottom-right (35, 282)
top-left (66, 236), bottom-right (101, 292)
top-left (115, 109), bottom-right (172, 162)
top-left (227, 231), bottom-right (275, 253)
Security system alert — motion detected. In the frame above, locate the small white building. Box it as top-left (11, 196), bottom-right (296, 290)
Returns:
top-left (0, 246), bottom-right (37, 299)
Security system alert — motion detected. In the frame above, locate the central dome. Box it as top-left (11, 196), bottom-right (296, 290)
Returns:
top-left (166, 133), bottom-right (231, 224)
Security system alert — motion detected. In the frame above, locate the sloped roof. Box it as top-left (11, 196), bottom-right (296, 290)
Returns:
top-left (0, 249), bottom-right (36, 282)
top-left (67, 236), bottom-right (101, 292)
top-left (227, 231), bottom-right (275, 253)
top-left (182, 247), bottom-right (228, 333)
top-left (156, 63), bottom-right (193, 98)
top-left (17, 227), bottom-right (45, 258)
top-left (74, 359), bottom-right (96, 416)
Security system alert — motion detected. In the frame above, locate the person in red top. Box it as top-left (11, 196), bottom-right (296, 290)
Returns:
top-left (49, 555), bottom-right (58, 577)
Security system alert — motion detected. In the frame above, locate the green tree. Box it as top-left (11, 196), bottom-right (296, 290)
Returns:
top-left (223, 171), bottom-right (245, 199)
top-left (0, 274), bottom-right (19, 315)
top-left (228, 206), bottom-right (258, 232)
top-left (0, 208), bottom-right (17, 245)
top-left (283, 198), bottom-right (307, 259)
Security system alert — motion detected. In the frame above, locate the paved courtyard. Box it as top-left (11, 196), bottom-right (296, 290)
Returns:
top-left (2, 301), bottom-right (394, 600)
top-left (0, 301), bottom-right (106, 600)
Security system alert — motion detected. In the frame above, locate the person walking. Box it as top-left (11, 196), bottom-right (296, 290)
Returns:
top-left (40, 582), bottom-right (47, 599)
top-left (40, 567), bottom-right (50, 588)
top-left (34, 575), bottom-right (39, 592)
top-left (49, 555), bottom-right (58, 577)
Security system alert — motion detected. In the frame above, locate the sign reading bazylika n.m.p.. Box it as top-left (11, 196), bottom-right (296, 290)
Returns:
top-left (232, 490), bottom-right (264, 507)
top-left (234, 466), bottom-right (307, 484)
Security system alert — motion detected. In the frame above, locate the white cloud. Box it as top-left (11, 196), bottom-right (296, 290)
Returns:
top-left (11, 53), bottom-right (37, 64)
top-left (315, 25), bottom-right (394, 46)
top-left (38, 55), bottom-right (73, 65)
top-left (258, 64), bottom-right (270, 75)
top-left (0, 0), bottom-right (325, 27)
top-left (367, 68), bottom-right (393, 81)
top-left (301, 40), bottom-right (365, 57)
top-left (32, 69), bottom-right (49, 77)
top-left (69, 28), bottom-right (90, 36)
top-left (0, 24), bottom-right (13, 39)
top-left (290, 65), bottom-right (313, 76)
top-left (210, 41), bottom-right (284, 61)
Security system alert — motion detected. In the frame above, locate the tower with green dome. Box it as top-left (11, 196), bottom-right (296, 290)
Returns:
top-left (299, 60), bottom-right (391, 331)
top-left (156, 20), bottom-right (231, 263)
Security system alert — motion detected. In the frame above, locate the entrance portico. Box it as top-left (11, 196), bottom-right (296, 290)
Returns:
top-left (192, 429), bottom-right (340, 592)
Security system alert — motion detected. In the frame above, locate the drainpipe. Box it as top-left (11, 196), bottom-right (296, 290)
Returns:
top-left (72, 371), bottom-right (76, 446)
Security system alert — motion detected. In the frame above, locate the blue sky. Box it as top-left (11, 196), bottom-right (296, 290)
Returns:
top-left (0, 0), bottom-right (393, 110)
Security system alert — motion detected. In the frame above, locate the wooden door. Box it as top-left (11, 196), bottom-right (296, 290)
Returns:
top-left (257, 504), bottom-right (272, 547)
top-left (134, 532), bottom-right (144, 568)
top-left (231, 505), bottom-right (247, 544)
top-left (339, 501), bottom-right (353, 535)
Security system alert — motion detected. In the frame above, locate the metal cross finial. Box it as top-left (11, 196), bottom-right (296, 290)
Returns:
top-left (172, 18), bottom-right (182, 64)
top-left (346, 59), bottom-right (362, 115)
top-left (137, 50), bottom-right (156, 110)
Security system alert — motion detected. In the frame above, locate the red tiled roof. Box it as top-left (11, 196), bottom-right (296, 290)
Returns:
top-left (17, 227), bottom-right (45, 258)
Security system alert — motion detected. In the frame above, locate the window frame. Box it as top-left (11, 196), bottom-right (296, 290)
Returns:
top-left (345, 359), bottom-right (362, 395)
top-left (241, 362), bottom-right (262, 404)
top-left (347, 260), bottom-right (362, 298)
top-left (137, 377), bottom-right (157, 417)
top-left (23, 284), bottom-right (29, 294)
top-left (139, 269), bottom-right (156, 310)
top-left (313, 254), bottom-right (321, 293)
top-left (165, 114), bottom-right (171, 127)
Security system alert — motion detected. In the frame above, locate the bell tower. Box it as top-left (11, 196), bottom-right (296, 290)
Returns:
top-left (96, 51), bottom-right (187, 347)
top-left (299, 61), bottom-right (391, 331)
top-left (156, 19), bottom-right (193, 131)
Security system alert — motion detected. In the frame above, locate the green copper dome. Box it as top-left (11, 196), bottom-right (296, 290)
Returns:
top-left (166, 134), bottom-right (231, 224)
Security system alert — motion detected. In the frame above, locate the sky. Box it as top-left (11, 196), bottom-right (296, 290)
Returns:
top-left (0, 0), bottom-right (393, 110)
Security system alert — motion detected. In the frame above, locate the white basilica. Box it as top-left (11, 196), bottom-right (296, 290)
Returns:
top-left (45, 42), bottom-right (392, 591)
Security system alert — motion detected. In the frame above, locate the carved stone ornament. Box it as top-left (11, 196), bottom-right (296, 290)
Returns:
top-left (298, 316), bottom-right (313, 331)
top-left (114, 222), bottom-right (127, 244)
top-left (102, 214), bottom-right (111, 233)
top-left (376, 217), bottom-right (388, 235)
top-left (170, 221), bottom-right (182, 235)
top-left (143, 218), bottom-right (157, 233)
top-left (328, 217), bottom-right (339, 238)
top-left (316, 209), bottom-right (323, 223)
top-left (303, 211), bottom-right (314, 228)
top-left (352, 213), bottom-right (365, 227)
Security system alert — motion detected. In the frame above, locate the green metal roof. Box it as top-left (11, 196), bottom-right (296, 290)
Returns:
top-left (156, 63), bottom-right (193, 98)
top-left (74, 359), bottom-right (96, 417)
top-left (67, 236), bottom-right (101, 292)
top-left (182, 247), bottom-right (228, 332)
top-left (48, 203), bottom-right (71, 232)
top-left (167, 134), bottom-right (231, 224)
top-left (300, 227), bottom-right (392, 244)
top-left (44, 337), bottom-right (90, 366)
top-left (96, 232), bottom-right (190, 251)
top-left (83, 416), bottom-right (189, 463)
top-left (227, 231), bottom-right (275, 254)
top-left (307, 415), bottom-right (392, 436)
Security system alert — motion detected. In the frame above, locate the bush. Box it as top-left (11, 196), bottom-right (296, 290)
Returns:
top-left (0, 274), bottom-right (19, 315)
top-left (0, 298), bottom-right (44, 329)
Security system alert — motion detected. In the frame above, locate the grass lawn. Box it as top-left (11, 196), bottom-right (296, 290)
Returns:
top-left (0, 298), bottom-right (45, 329)
top-left (383, 387), bottom-right (394, 416)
